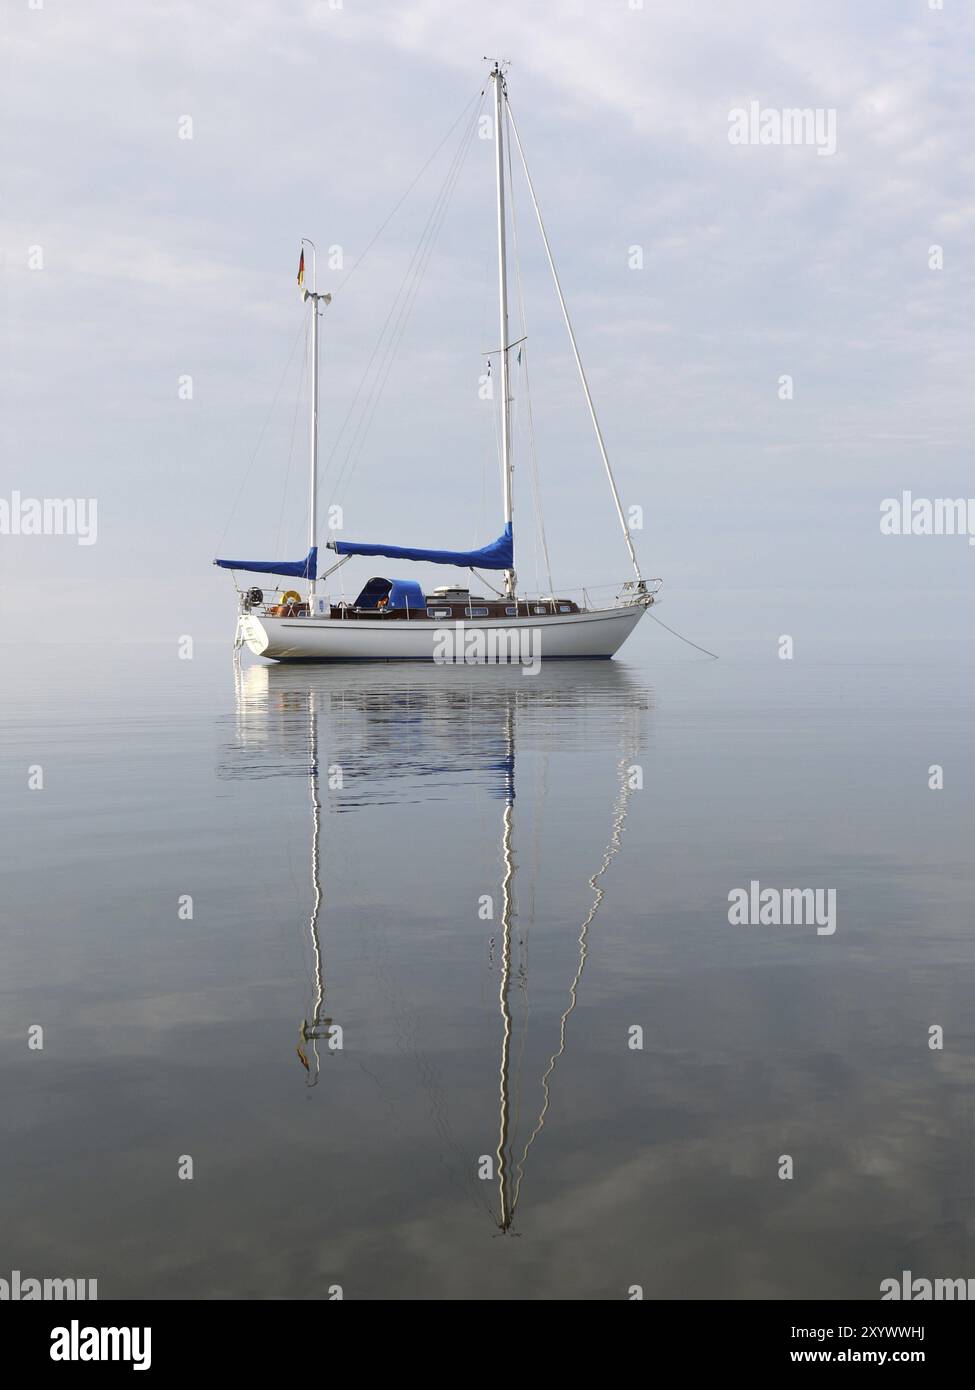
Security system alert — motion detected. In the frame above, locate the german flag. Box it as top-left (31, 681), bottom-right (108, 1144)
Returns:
top-left (297, 248), bottom-right (305, 291)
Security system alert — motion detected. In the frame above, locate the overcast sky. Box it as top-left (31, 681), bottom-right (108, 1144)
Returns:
top-left (2, 1), bottom-right (972, 650)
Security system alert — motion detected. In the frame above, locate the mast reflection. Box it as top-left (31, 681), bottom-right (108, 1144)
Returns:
top-left (225, 661), bottom-right (649, 1217)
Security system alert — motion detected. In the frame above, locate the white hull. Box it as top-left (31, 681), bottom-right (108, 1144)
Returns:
top-left (239, 603), bottom-right (647, 662)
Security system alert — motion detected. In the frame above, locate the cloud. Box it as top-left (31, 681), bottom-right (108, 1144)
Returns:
top-left (3, 0), bottom-right (973, 642)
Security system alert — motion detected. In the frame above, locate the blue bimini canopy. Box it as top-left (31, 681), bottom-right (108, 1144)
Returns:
top-left (353, 577), bottom-right (426, 611)
top-left (332, 524), bottom-right (512, 571)
top-left (214, 546), bottom-right (317, 580)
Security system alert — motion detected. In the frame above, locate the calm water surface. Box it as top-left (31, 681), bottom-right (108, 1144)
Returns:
top-left (1, 641), bottom-right (973, 1299)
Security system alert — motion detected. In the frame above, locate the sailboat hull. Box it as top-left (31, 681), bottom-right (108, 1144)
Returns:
top-left (240, 604), bottom-right (647, 662)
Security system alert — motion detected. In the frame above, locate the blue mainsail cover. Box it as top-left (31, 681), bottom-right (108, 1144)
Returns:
top-left (213, 546), bottom-right (317, 579)
top-left (331, 524), bottom-right (512, 570)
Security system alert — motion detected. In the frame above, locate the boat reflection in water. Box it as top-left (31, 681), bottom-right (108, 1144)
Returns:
top-left (227, 659), bottom-right (650, 1231)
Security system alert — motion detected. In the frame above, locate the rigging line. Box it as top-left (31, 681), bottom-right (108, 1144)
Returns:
top-left (470, 567), bottom-right (506, 597)
top-left (508, 828), bottom-right (530, 1161)
top-left (473, 434), bottom-right (489, 549)
top-left (505, 101), bottom-right (554, 595)
top-left (506, 97), bottom-right (644, 586)
top-left (342, 95), bottom-right (483, 480)
top-left (510, 752), bottom-right (635, 1216)
top-left (647, 611), bottom-right (720, 660)
top-left (321, 96), bottom-right (485, 508)
top-left (302, 697), bottom-right (326, 1086)
top-left (320, 102), bottom-right (482, 501)
top-left (329, 87), bottom-right (484, 301)
top-left (333, 98), bottom-right (484, 503)
top-left (274, 319), bottom-right (309, 556)
top-left (508, 741), bottom-right (549, 1160)
top-left (496, 794), bottom-right (517, 1231)
top-left (336, 183), bottom-right (463, 497)
top-left (333, 216), bottom-right (459, 510)
top-left (477, 222), bottom-right (497, 485)
top-left (489, 328), bottom-right (503, 517)
top-left (215, 317), bottom-right (306, 552)
top-left (356, 881), bottom-right (491, 1219)
top-left (477, 191), bottom-right (501, 534)
top-left (345, 96), bottom-right (483, 427)
top-left (520, 349), bottom-right (551, 593)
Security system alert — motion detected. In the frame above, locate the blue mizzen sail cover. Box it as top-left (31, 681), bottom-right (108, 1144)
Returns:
top-left (213, 546), bottom-right (317, 579)
top-left (331, 524), bottom-right (512, 570)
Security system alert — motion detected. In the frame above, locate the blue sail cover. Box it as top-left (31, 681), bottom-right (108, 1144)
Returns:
top-left (214, 546), bottom-right (317, 580)
top-left (332, 524), bottom-right (512, 570)
top-left (353, 577), bottom-right (427, 611)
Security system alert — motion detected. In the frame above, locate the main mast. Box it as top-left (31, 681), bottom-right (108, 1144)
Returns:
top-left (491, 63), bottom-right (516, 599)
top-left (300, 239), bottom-right (330, 604)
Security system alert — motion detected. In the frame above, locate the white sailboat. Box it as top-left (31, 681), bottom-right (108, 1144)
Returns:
top-left (216, 63), bottom-right (659, 663)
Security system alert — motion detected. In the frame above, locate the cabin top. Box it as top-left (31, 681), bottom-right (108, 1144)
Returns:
top-left (428, 585), bottom-right (480, 602)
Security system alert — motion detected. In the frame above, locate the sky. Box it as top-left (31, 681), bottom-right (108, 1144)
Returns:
top-left (2, 0), bottom-right (972, 651)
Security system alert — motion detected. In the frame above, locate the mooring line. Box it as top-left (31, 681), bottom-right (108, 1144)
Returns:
top-left (647, 611), bottom-right (720, 660)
